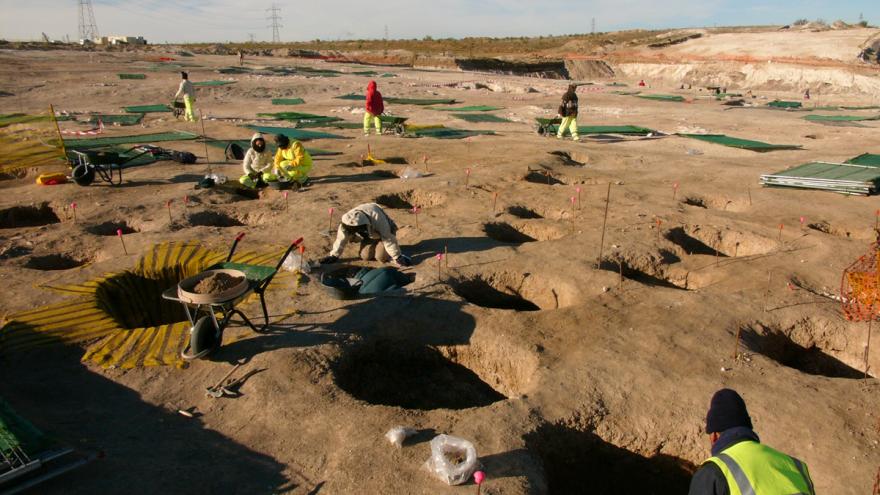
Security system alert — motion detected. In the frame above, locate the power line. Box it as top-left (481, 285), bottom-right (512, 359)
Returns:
top-left (266, 4), bottom-right (282, 43)
top-left (77, 0), bottom-right (100, 41)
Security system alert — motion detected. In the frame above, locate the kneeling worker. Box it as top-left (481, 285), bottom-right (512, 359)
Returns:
top-left (320, 203), bottom-right (412, 267)
top-left (239, 133), bottom-right (273, 189)
top-left (689, 388), bottom-right (815, 495)
top-left (269, 134), bottom-right (312, 186)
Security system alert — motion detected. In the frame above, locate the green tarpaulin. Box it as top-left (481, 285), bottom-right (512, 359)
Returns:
top-left (123, 104), bottom-right (172, 113)
top-left (768, 100), bottom-right (802, 109)
top-left (636, 94), bottom-right (686, 102)
top-left (206, 140), bottom-right (342, 156)
top-left (679, 134), bottom-right (801, 152)
top-left (88, 114), bottom-right (144, 125)
top-left (335, 94), bottom-right (456, 105)
top-left (434, 105), bottom-right (504, 112)
top-left (804, 114), bottom-right (880, 122)
top-left (0, 114), bottom-right (53, 127)
top-left (244, 125), bottom-right (346, 140)
top-left (841, 106), bottom-right (880, 110)
top-left (611, 90), bottom-right (641, 95)
top-left (271, 98), bottom-right (306, 105)
top-left (64, 130), bottom-right (199, 148)
top-left (1, 397), bottom-right (50, 456)
top-left (351, 70), bottom-right (379, 76)
top-left (761, 161), bottom-right (880, 195)
top-left (452, 113), bottom-right (512, 123)
top-left (846, 154), bottom-right (880, 166)
top-left (192, 80), bottom-right (236, 86)
top-left (536, 119), bottom-right (657, 136)
top-left (410, 127), bottom-right (495, 139)
top-left (380, 73), bottom-right (397, 78)
top-left (606, 82), bottom-right (628, 87)
top-left (118, 73), bottom-right (146, 80)
top-left (218, 67), bottom-right (252, 74)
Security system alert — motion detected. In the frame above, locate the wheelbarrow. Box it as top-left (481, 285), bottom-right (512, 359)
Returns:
top-left (68, 146), bottom-right (153, 186)
top-left (380, 115), bottom-right (409, 136)
top-left (162, 233), bottom-right (303, 360)
top-left (171, 100), bottom-right (186, 119)
top-left (535, 117), bottom-right (563, 137)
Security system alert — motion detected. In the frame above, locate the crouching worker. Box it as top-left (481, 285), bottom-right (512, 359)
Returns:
top-left (320, 203), bottom-right (412, 267)
top-left (239, 133), bottom-right (273, 189)
top-left (268, 134), bottom-right (312, 186)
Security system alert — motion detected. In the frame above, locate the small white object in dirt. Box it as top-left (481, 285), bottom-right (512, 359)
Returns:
top-left (686, 149), bottom-right (704, 156)
top-left (385, 426), bottom-right (417, 447)
top-left (425, 434), bottom-right (480, 486)
top-left (602, 286), bottom-right (610, 292)
top-left (177, 409), bottom-right (194, 418)
top-left (721, 367), bottom-right (730, 372)
top-left (282, 252), bottom-right (311, 274)
top-left (399, 167), bottom-right (424, 180)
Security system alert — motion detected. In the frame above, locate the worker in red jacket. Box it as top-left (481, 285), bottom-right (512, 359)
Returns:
top-left (364, 80), bottom-right (384, 136)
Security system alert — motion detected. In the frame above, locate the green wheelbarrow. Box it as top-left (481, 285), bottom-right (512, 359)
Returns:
top-left (162, 233), bottom-right (303, 360)
top-left (535, 117), bottom-right (563, 136)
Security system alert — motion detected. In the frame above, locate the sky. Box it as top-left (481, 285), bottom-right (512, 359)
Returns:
top-left (0, 0), bottom-right (876, 43)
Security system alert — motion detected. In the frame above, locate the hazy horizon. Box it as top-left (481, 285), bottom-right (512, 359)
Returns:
top-left (0, 0), bottom-right (876, 44)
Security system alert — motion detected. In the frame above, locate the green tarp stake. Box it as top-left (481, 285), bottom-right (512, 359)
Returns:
top-left (804, 114), bottom-right (880, 122)
top-left (271, 98), bottom-right (306, 105)
top-left (636, 94), bottom-right (686, 102)
top-left (244, 125), bottom-right (346, 141)
top-left (64, 130), bottom-right (199, 148)
top-left (123, 104), bottom-right (172, 113)
top-left (88, 114), bottom-right (144, 125)
top-left (434, 105), bottom-right (504, 112)
top-left (452, 113), bottom-right (512, 123)
top-left (118, 73), bottom-right (146, 80)
top-left (680, 134), bottom-right (801, 152)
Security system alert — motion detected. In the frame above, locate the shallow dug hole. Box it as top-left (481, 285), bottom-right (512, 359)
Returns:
top-left (677, 224), bottom-right (776, 257)
top-left (525, 423), bottom-right (695, 494)
top-left (188, 210), bottom-right (245, 227)
top-left (334, 340), bottom-right (515, 410)
top-left (374, 190), bottom-right (445, 210)
top-left (507, 205), bottom-right (543, 219)
top-left (740, 323), bottom-right (865, 379)
top-left (452, 270), bottom-right (576, 311)
top-left (95, 265), bottom-right (194, 329)
top-left (86, 221), bottom-right (138, 236)
top-left (484, 221), bottom-right (565, 244)
top-left (523, 170), bottom-right (565, 186)
top-left (0, 202), bottom-right (60, 229)
top-left (24, 254), bottom-right (88, 270)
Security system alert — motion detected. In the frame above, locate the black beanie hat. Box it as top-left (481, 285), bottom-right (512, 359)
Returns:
top-left (275, 133), bottom-right (290, 148)
top-left (706, 388), bottom-right (752, 434)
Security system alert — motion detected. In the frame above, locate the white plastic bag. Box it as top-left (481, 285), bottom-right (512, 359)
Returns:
top-left (424, 434), bottom-right (479, 486)
top-left (281, 252), bottom-right (311, 274)
top-left (399, 167), bottom-right (424, 180)
top-left (384, 426), bottom-right (417, 448)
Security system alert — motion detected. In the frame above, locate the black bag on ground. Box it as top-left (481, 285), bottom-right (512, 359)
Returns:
top-left (171, 151), bottom-right (197, 164)
top-left (225, 142), bottom-right (244, 161)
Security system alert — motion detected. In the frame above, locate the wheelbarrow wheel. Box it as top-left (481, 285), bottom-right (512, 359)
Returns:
top-left (393, 124), bottom-right (406, 136)
top-left (181, 316), bottom-right (220, 361)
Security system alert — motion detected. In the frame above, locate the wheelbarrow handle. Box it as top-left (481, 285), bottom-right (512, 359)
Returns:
top-left (273, 237), bottom-right (304, 272)
top-left (226, 232), bottom-right (247, 262)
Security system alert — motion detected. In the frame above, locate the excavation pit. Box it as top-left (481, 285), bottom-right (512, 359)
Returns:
top-left (524, 171), bottom-right (565, 186)
top-left (525, 423), bottom-right (696, 494)
top-left (507, 206), bottom-right (544, 219)
top-left (484, 222), bottom-right (536, 244)
top-left (374, 190), bottom-right (445, 210)
top-left (680, 225), bottom-right (775, 257)
top-left (452, 271), bottom-right (575, 310)
top-left (95, 266), bottom-right (195, 329)
top-left (24, 254), bottom-right (87, 271)
top-left (86, 221), bottom-right (138, 236)
top-left (0, 202), bottom-right (60, 229)
top-left (666, 227), bottom-right (725, 257)
top-left (599, 258), bottom-right (687, 290)
top-left (681, 196), bottom-right (707, 208)
top-left (741, 324), bottom-right (865, 379)
top-left (188, 210), bottom-right (245, 227)
top-left (333, 340), bottom-right (508, 410)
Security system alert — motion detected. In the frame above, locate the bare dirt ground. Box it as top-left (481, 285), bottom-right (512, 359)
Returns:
top-left (1, 29), bottom-right (880, 494)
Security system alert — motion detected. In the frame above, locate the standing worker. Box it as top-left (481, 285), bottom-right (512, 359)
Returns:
top-left (269, 134), bottom-right (312, 187)
top-left (557, 83), bottom-right (579, 142)
top-left (238, 50), bottom-right (244, 66)
top-left (173, 72), bottom-right (197, 122)
top-left (364, 81), bottom-right (384, 136)
top-left (688, 388), bottom-right (816, 495)
top-left (320, 203), bottom-right (412, 267)
top-left (239, 133), bottom-right (273, 189)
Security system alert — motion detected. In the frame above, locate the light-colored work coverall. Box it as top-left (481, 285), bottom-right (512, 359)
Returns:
top-left (239, 133), bottom-right (274, 188)
top-left (174, 79), bottom-right (197, 122)
top-left (330, 203), bottom-right (402, 262)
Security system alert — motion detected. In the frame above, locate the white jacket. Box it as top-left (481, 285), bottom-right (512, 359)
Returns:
top-left (174, 80), bottom-right (195, 99)
top-left (330, 203), bottom-right (401, 259)
top-left (242, 133), bottom-right (273, 175)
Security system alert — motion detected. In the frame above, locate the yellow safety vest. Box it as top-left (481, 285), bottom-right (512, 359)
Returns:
top-left (706, 440), bottom-right (815, 495)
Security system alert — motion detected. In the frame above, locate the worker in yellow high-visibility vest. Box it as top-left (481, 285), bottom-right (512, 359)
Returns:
top-left (688, 389), bottom-right (815, 495)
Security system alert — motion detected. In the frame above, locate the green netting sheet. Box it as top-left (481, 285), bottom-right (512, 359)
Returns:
top-left (271, 98), bottom-right (305, 105)
top-left (536, 119), bottom-right (657, 135)
top-left (768, 100), bottom-right (802, 109)
top-left (192, 80), bottom-right (236, 86)
top-left (335, 94), bottom-right (456, 105)
top-left (118, 73), bottom-right (146, 80)
top-left (410, 127), bottom-right (495, 139)
top-left (1, 397), bottom-right (51, 456)
top-left (611, 90), bottom-right (641, 95)
top-left (452, 113), bottom-right (511, 123)
top-left (679, 134), bottom-right (801, 152)
top-left (244, 125), bottom-right (346, 140)
top-left (804, 114), bottom-right (880, 122)
top-left (123, 104), bottom-right (172, 113)
top-left (636, 94), bottom-right (685, 102)
top-left (64, 130), bottom-right (199, 148)
top-left (206, 140), bottom-right (342, 156)
top-left (0, 113), bottom-right (55, 127)
top-left (88, 114), bottom-right (144, 125)
top-left (434, 106), bottom-right (504, 112)
top-left (846, 154), bottom-right (880, 166)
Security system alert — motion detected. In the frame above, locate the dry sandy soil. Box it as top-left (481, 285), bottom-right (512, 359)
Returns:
top-left (1, 28), bottom-right (880, 494)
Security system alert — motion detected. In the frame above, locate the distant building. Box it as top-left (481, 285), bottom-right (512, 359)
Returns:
top-left (94, 36), bottom-right (148, 46)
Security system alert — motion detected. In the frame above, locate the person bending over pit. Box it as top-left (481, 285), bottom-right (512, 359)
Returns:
top-left (557, 83), bottom-right (579, 142)
top-left (320, 203), bottom-right (412, 267)
top-left (239, 133), bottom-right (273, 189)
top-left (173, 71), bottom-right (197, 122)
top-left (268, 134), bottom-right (312, 187)
top-left (364, 80), bottom-right (384, 136)
top-left (688, 388), bottom-right (815, 495)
